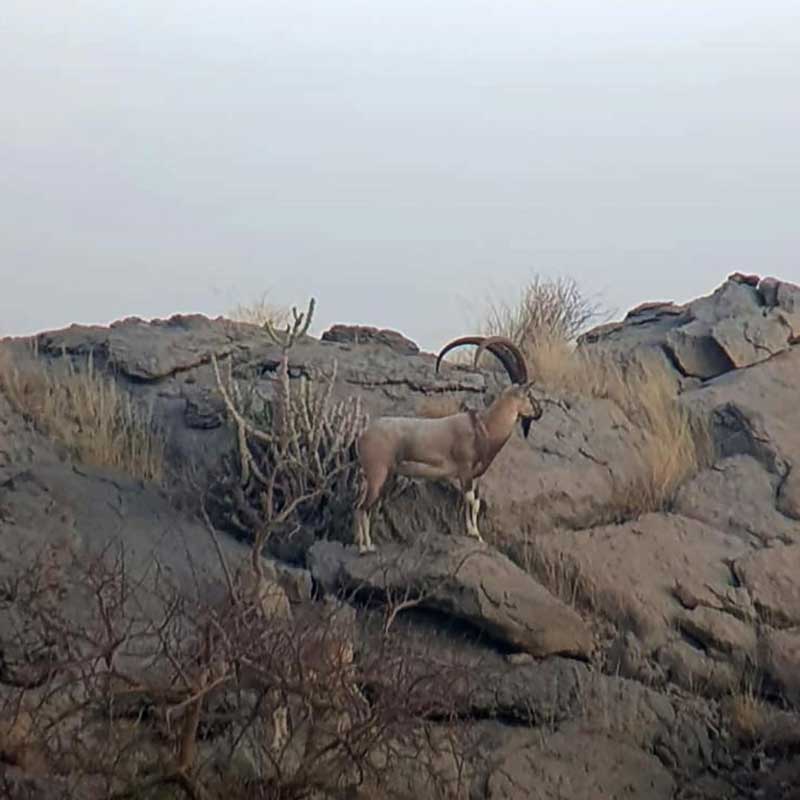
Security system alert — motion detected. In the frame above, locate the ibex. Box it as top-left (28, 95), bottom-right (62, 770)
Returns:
top-left (353, 335), bottom-right (542, 553)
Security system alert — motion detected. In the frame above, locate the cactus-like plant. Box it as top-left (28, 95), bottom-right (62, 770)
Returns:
top-left (264, 297), bottom-right (316, 352)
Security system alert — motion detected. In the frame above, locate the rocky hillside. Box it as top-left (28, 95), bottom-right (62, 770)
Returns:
top-left (0, 273), bottom-right (799, 799)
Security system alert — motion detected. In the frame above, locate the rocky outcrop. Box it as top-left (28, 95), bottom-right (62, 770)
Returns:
top-left (530, 513), bottom-right (751, 649)
top-left (320, 323), bottom-right (420, 355)
top-left (579, 273), bottom-right (800, 380)
top-left (3, 272), bottom-right (800, 798)
top-left (681, 343), bottom-right (800, 476)
top-left (674, 455), bottom-right (799, 545)
top-left (308, 535), bottom-right (594, 658)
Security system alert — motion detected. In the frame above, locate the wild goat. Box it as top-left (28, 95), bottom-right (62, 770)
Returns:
top-left (353, 335), bottom-right (542, 553)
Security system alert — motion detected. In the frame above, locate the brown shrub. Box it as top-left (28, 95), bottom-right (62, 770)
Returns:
top-left (0, 344), bottom-right (164, 483)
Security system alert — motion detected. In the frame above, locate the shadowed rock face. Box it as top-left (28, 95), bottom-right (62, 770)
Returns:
top-left (307, 535), bottom-right (594, 658)
top-left (1, 274), bottom-right (800, 798)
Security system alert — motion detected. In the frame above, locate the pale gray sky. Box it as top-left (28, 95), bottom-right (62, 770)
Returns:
top-left (2, 0), bottom-right (799, 350)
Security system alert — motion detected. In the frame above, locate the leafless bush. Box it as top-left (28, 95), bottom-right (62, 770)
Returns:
top-left (0, 532), bottom-right (475, 799)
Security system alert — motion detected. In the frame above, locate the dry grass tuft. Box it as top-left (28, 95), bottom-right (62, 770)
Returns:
top-left (227, 291), bottom-right (291, 329)
top-left (416, 395), bottom-right (463, 419)
top-left (725, 690), bottom-right (767, 743)
top-left (606, 361), bottom-right (713, 517)
top-left (482, 274), bottom-right (604, 346)
top-left (0, 344), bottom-right (164, 482)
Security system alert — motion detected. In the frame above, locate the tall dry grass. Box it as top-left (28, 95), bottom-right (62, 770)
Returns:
top-left (606, 360), bottom-right (713, 516)
top-left (481, 274), bottom-right (604, 346)
top-left (0, 343), bottom-right (164, 482)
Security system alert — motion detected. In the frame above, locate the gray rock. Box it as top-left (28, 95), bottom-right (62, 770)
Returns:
top-left (777, 279), bottom-right (800, 314)
top-left (0, 462), bottom-right (250, 606)
top-left (321, 323), bottom-right (420, 355)
top-left (733, 545), bottom-right (800, 627)
top-left (674, 455), bottom-right (799, 545)
top-left (686, 279), bottom-right (763, 324)
top-left (579, 276), bottom-right (800, 384)
top-left (182, 384), bottom-right (226, 429)
top-left (485, 726), bottom-right (676, 800)
top-left (711, 310), bottom-right (795, 369)
top-left (681, 344), bottom-right (800, 477)
top-left (665, 320), bottom-right (736, 379)
top-left (530, 513), bottom-right (750, 650)
top-left (36, 314), bottom-right (261, 381)
top-left (308, 535), bottom-right (594, 658)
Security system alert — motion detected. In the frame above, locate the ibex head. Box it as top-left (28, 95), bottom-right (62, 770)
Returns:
top-left (435, 335), bottom-right (542, 438)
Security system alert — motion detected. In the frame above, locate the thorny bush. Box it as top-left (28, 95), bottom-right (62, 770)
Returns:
top-left (0, 538), bottom-right (478, 799)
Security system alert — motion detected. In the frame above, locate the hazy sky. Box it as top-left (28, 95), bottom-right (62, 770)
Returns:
top-left (2, 1), bottom-right (799, 350)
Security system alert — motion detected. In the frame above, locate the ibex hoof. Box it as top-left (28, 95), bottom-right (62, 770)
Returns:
top-left (358, 545), bottom-right (377, 555)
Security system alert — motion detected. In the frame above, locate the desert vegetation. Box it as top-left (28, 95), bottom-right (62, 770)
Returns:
top-left (0, 343), bottom-right (164, 483)
top-left (226, 291), bottom-right (291, 330)
top-left (0, 539), bottom-right (473, 799)
top-left (207, 299), bottom-right (369, 557)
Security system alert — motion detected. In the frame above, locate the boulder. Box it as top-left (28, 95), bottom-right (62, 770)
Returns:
top-left (485, 726), bottom-right (675, 800)
top-left (307, 535), bottom-right (594, 658)
top-left (711, 310), bottom-right (796, 369)
top-left (681, 344), bottom-right (800, 476)
top-left (529, 513), bottom-right (751, 650)
top-left (321, 324), bottom-right (420, 355)
top-left (35, 314), bottom-right (265, 381)
top-left (674, 455), bottom-right (799, 545)
top-left (686, 278), bottom-right (763, 324)
top-left (664, 320), bottom-right (736, 379)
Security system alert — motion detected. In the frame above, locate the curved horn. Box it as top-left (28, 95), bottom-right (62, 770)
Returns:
top-left (435, 336), bottom-right (486, 375)
top-left (473, 336), bottom-right (528, 384)
top-left (435, 335), bottom-right (529, 385)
